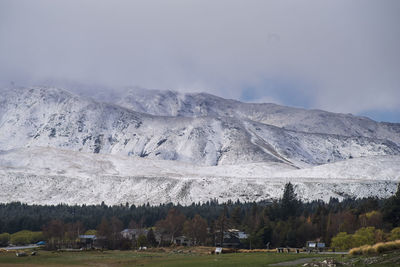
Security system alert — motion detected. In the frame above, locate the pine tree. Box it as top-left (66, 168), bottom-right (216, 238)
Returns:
top-left (231, 206), bottom-right (242, 227)
top-left (146, 229), bottom-right (157, 247)
top-left (281, 182), bottom-right (299, 220)
top-left (383, 183), bottom-right (400, 227)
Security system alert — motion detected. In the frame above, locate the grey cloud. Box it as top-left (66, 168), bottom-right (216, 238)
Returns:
top-left (0, 0), bottom-right (399, 116)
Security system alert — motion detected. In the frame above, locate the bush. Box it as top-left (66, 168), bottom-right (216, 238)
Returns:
top-left (349, 246), bottom-right (363, 255)
top-left (331, 232), bottom-right (354, 250)
top-left (0, 233), bottom-right (10, 246)
top-left (352, 227), bottom-right (376, 247)
top-left (10, 230), bottom-right (44, 245)
top-left (376, 240), bottom-right (400, 253)
top-left (84, 229), bottom-right (97, 235)
top-left (349, 240), bottom-right (400, 255)
top-left (332, 227), bottom-right (388, 251)
top-left (137, 235), bottom-right (147, 247)
top-left (389, 227), bottom-right (400, 241)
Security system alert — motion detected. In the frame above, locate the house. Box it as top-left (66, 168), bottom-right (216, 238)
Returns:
top-left (78, 235), bottom-right (108, 249)
top-left (121, 229), bottom-right (148, 240)
top-left (174, 236), bottom-right (193, 246)
top-left (305, 241), bottom-right (326, 252)
top-left (153, 230), bottom-right (172, 246)
top-left (215, 229), bottom-right (248, 248)
top-left (78, 235), bottom-right (96, 249)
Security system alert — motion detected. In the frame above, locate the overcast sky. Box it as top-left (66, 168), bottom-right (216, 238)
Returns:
top-left (1, 0), bottom-right (399, 122)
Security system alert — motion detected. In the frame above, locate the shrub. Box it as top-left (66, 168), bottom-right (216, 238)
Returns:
top-left (389, 227), bottom-right (400, 241)
top-left (352, 227), bottom-right (376, 247)
top-left (137, 235), bottom-right (147, 247)
top-left (10, 230), bottom-right (44, 245)
top-left (349, 240), bottom-right (400, 255)
top-left (331, 232), bottom-right (354, 250)
top-left (85, 229), bottom-right (97, 235)
top-left (373, 240), bottom-right (400, 253)
top-left (0, 233), bottom-right (10, 246)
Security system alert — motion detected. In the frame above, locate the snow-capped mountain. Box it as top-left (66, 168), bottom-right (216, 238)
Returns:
top-left (1, 87), bottom-right (399, 167)
top-left (113, 87), bottom-right (400, 145)
top-left (0, 86), bottom-right (399, 205)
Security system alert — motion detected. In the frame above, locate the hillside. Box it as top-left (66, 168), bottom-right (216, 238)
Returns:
top-left (0, 146), bottom-right (399, 205)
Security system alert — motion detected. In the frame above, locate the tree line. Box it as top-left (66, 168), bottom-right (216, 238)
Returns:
top-left (0, 182), bottom-right (399, 249)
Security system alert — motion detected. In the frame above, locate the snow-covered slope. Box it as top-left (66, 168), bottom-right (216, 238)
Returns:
top-left (113, 87), bottom-right (400, 145)
top-left (0, 147), bottom-right (398, 205)
top-left (0, 87), bottom-right (399, 167)
top-left (0, 86), bottom-right (399, 205)
top-left (0, 87), bottom-right (274, 166)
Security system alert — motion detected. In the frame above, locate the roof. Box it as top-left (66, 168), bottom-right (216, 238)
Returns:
top-left (121, 229), bottom-right (148, 235)
top-left (238, 232), bottom-right (248, 239)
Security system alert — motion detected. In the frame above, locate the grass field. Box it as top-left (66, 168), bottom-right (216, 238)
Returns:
top-left (0, 249), bottom-right (398, 267)
top-left (0, 250), bottom-right (335, 267)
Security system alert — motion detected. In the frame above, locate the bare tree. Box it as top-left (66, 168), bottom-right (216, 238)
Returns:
top-left (215, 206), bottom-right (230, 246)
top-left (157, 208), bottom-right (186, 243)
top-left (183, 214), bottom-right (208, 245)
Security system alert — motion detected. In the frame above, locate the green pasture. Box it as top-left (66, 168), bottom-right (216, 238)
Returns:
top-left (0, 249), bottom-right (398, 267)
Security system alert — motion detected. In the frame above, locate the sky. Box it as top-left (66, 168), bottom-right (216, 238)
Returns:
top-left (0, 0), bottom-right (399, 122)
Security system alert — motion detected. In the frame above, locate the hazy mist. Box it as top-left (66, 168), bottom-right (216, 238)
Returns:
top-left (1, 0), bottom-right (399, 121)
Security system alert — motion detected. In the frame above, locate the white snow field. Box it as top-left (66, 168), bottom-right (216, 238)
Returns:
top-left (0, 86), bottom-right (399, 205)
top-left (0, 147), bottom-right (399, 205)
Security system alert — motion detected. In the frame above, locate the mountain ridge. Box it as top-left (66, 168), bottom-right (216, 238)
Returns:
top-left (112, 87), bottom-right (400, 142)
top-left (1, 86), bottom-right (399, 167)
top-left (0, 85), bottom-right (399, 204)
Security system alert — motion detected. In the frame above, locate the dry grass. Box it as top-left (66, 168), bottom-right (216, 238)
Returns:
top-left (0, 249), bottom-right (18, 254)
top-left (144, 246), bottom-right (216, 254)
top-left (238, 249), bottom-right (267, 253)
top-left (237, 249), bottom-right (283, 253)
top-left (349, 239), bottom-right (400, 255)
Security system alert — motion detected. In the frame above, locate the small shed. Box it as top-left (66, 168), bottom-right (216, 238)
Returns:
top-left (305, 241), bottom-right (326, 252)
top-left (78, 235), bottom-right (96, 249)
top-left (174, 236), bottom-right (193, 246)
